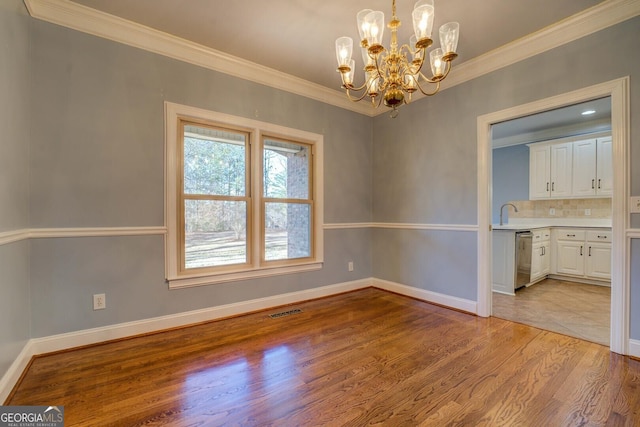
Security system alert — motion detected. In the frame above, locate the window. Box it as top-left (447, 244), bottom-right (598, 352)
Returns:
top-left (165, 103), bottom-right (323, 288)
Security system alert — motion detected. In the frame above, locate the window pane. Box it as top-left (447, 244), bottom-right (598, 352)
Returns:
top-left (184, 125), bottom-right (246, 196)
top-left (184, 200), bottom-right (247, 268)
top-left (263, 139), bottom-right (309, 199)
top-left (265, 202), bottom-right (311, 261)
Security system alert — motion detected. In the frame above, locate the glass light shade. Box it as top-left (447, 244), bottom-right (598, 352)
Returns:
top-left (357, 9), bottom-right (373, 42)
top-left (335, 37), bottom-right (353, 67)
top-left (344, 60), bottom-right (355, 86)
top-left (412, 1), bottom-right (434, 41)
top-left (364, 11), bottom-right (385, 46)
top-left (439, 22), bottom-right (460, 55)
top-left (430, 48), bottom-right (445, 77)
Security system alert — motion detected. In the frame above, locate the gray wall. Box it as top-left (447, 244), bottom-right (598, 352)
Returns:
top-left (0, 1), bottom-right (31, 376)
top-left (492, 144), bottom-right (530, 224)
top-left (2, 4), bottom-right (640, 377)
top-left (27, 19), bottom-right (373, 337)
top-left (372, 17), bottom-right (640, 324)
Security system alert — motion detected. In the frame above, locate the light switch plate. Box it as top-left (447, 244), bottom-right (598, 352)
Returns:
top-left (631, 196), bottom-right (640, 213)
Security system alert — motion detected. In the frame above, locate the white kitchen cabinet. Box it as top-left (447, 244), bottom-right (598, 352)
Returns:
top-left (596, 137), bottom-right (613, 196)
top-left (550, 143), bottom-right (573, 198)
top-left (585, 231), bottom-right (612, 280)
top-left (554, 228), bottom-right (611, 283)
top-left (530, 228), bottom-right (550, 282)
top-left (556, 240), bottom-right (585, 276)
top-left (528, 142), bottom-right (573, 199)
top-left (529, 144), bottom-right (551, 199)
top-left (572, 137), bottom-right (612, 197)
top-left (528, 135), bottom-right (611, 200)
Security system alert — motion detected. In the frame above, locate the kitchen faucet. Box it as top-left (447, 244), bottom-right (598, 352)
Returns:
top-left (499, 203), bottom-right (518, 226)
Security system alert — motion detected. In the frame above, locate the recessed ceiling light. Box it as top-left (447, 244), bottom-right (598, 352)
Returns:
top-left (581, 110), bottom-right (596, 116)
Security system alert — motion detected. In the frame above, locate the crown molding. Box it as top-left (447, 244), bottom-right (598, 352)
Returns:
top-left (24, 0), bottom-right (640, 117)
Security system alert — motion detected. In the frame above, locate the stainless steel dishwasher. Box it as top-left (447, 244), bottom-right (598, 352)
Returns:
top-left (515, 231), bottom-right (532, 289)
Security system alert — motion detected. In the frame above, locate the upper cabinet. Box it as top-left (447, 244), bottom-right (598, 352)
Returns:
top-left (528, 135), bottom-right (611, 200)
top-left (528, 142), bottom-right (573, 199)
top-left (572, 137), bottom-right (612, 197)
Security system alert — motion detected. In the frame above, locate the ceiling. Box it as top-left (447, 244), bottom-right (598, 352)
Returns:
top-left (492, 97), bottom-right (612, 148)
top-left (69, 0), bottom-right (606, 91)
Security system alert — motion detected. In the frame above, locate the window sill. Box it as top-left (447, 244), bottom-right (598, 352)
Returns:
top-left (168, 261), bottom-right (323, 289)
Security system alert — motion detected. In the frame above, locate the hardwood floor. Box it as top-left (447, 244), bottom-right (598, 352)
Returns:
top-left (493, 279), bottom-right (610, 345)
top-left (7, 288), bottom-right (640, 426)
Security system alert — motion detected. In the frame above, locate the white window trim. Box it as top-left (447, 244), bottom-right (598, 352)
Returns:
top-left (164, 102), bottom-right (324, 289)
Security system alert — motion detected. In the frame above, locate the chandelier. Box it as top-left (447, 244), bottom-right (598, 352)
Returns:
top-left (335, 0), bottom-right (459, 117)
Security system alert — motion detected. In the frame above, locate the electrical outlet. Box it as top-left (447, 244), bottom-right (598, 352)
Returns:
top-left (348, 261), bottom-right (354, 272)
top-left (93, 293), bottom-right (106, 310)
top-left (549, 208), bottom-right (556, 216)
top-left (584, 209), bottom-right (591, 216)
top-left (631, 196), bottom-right (640, 213)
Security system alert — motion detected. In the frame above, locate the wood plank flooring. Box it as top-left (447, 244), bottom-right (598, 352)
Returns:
top-left (493, 279), bottom-right (610, 345)
top-left (7, 288), bottom-right (640, 426)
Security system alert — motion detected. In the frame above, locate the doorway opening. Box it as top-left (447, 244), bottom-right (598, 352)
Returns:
top-left (476, 78), bottom-right (630, 354)
top-left (490, 97), bottom-right (612, 345)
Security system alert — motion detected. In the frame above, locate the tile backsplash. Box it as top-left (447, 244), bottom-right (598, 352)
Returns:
top-left (509, 198), bottom-right (611, 219)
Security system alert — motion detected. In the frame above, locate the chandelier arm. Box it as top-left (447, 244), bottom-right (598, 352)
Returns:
top-left (370, 50), bottom-right (389, 84)
top-left (416, 71), bottom-right (439, 84)
top-left (342, 78), bottom-right (372, 93)
top-left (344, 86), bottom-right (376, 103)
top-left (373, 93), bottom-right (384, 108)
top-left (414, 78), bottom-right (441, 96)
top-left (416, 58), bottom-right (453, 84)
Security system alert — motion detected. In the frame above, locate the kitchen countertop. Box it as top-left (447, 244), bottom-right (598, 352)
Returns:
top-left (492, 218), bottom-right (612, 231)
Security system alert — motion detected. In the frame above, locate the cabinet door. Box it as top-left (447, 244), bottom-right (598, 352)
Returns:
top-left (529, 145), bottom-right (551, 199)
top-left (586, 243), bottom-right (611, 280)
top-left (530, 242), bottom-right (543, 280)
top-left (556, 241), bottom-right (584, 276)
top-left (550, 142), bottom-right (573, 198)
top-left (596, 137), bottom-right (613, 196)
top-left (541, 243), bottom-right (550, 276)
top-left (572, 139), bottom-right (597, 197)
top-left (531, 242), bottom-right (550, 281)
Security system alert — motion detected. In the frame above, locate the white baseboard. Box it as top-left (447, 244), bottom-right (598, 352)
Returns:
top-left (0, 341), bottom-right (35, 404)
top-left (0, 278), bottom-right (372, 403)
top-left (30, 278), bottom-right (373, 356)
top-left (372, 278), bottom-right (478, 314)
top-left (629, 339), bottom-right (640, 358)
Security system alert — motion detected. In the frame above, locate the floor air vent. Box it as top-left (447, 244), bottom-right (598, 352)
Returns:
top-left (269, 308), bottom-right (303, 319)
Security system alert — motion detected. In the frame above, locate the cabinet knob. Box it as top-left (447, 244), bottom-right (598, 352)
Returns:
top-left (597, 235), bottom-right (608, 239)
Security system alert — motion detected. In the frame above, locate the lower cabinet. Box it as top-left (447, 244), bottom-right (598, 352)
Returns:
top-left (554, 229), bottom-right (611, 282)
top-left (530, 229), bottom-right (550, 282)
top-left (585, 240), bottom-right (612, 280)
